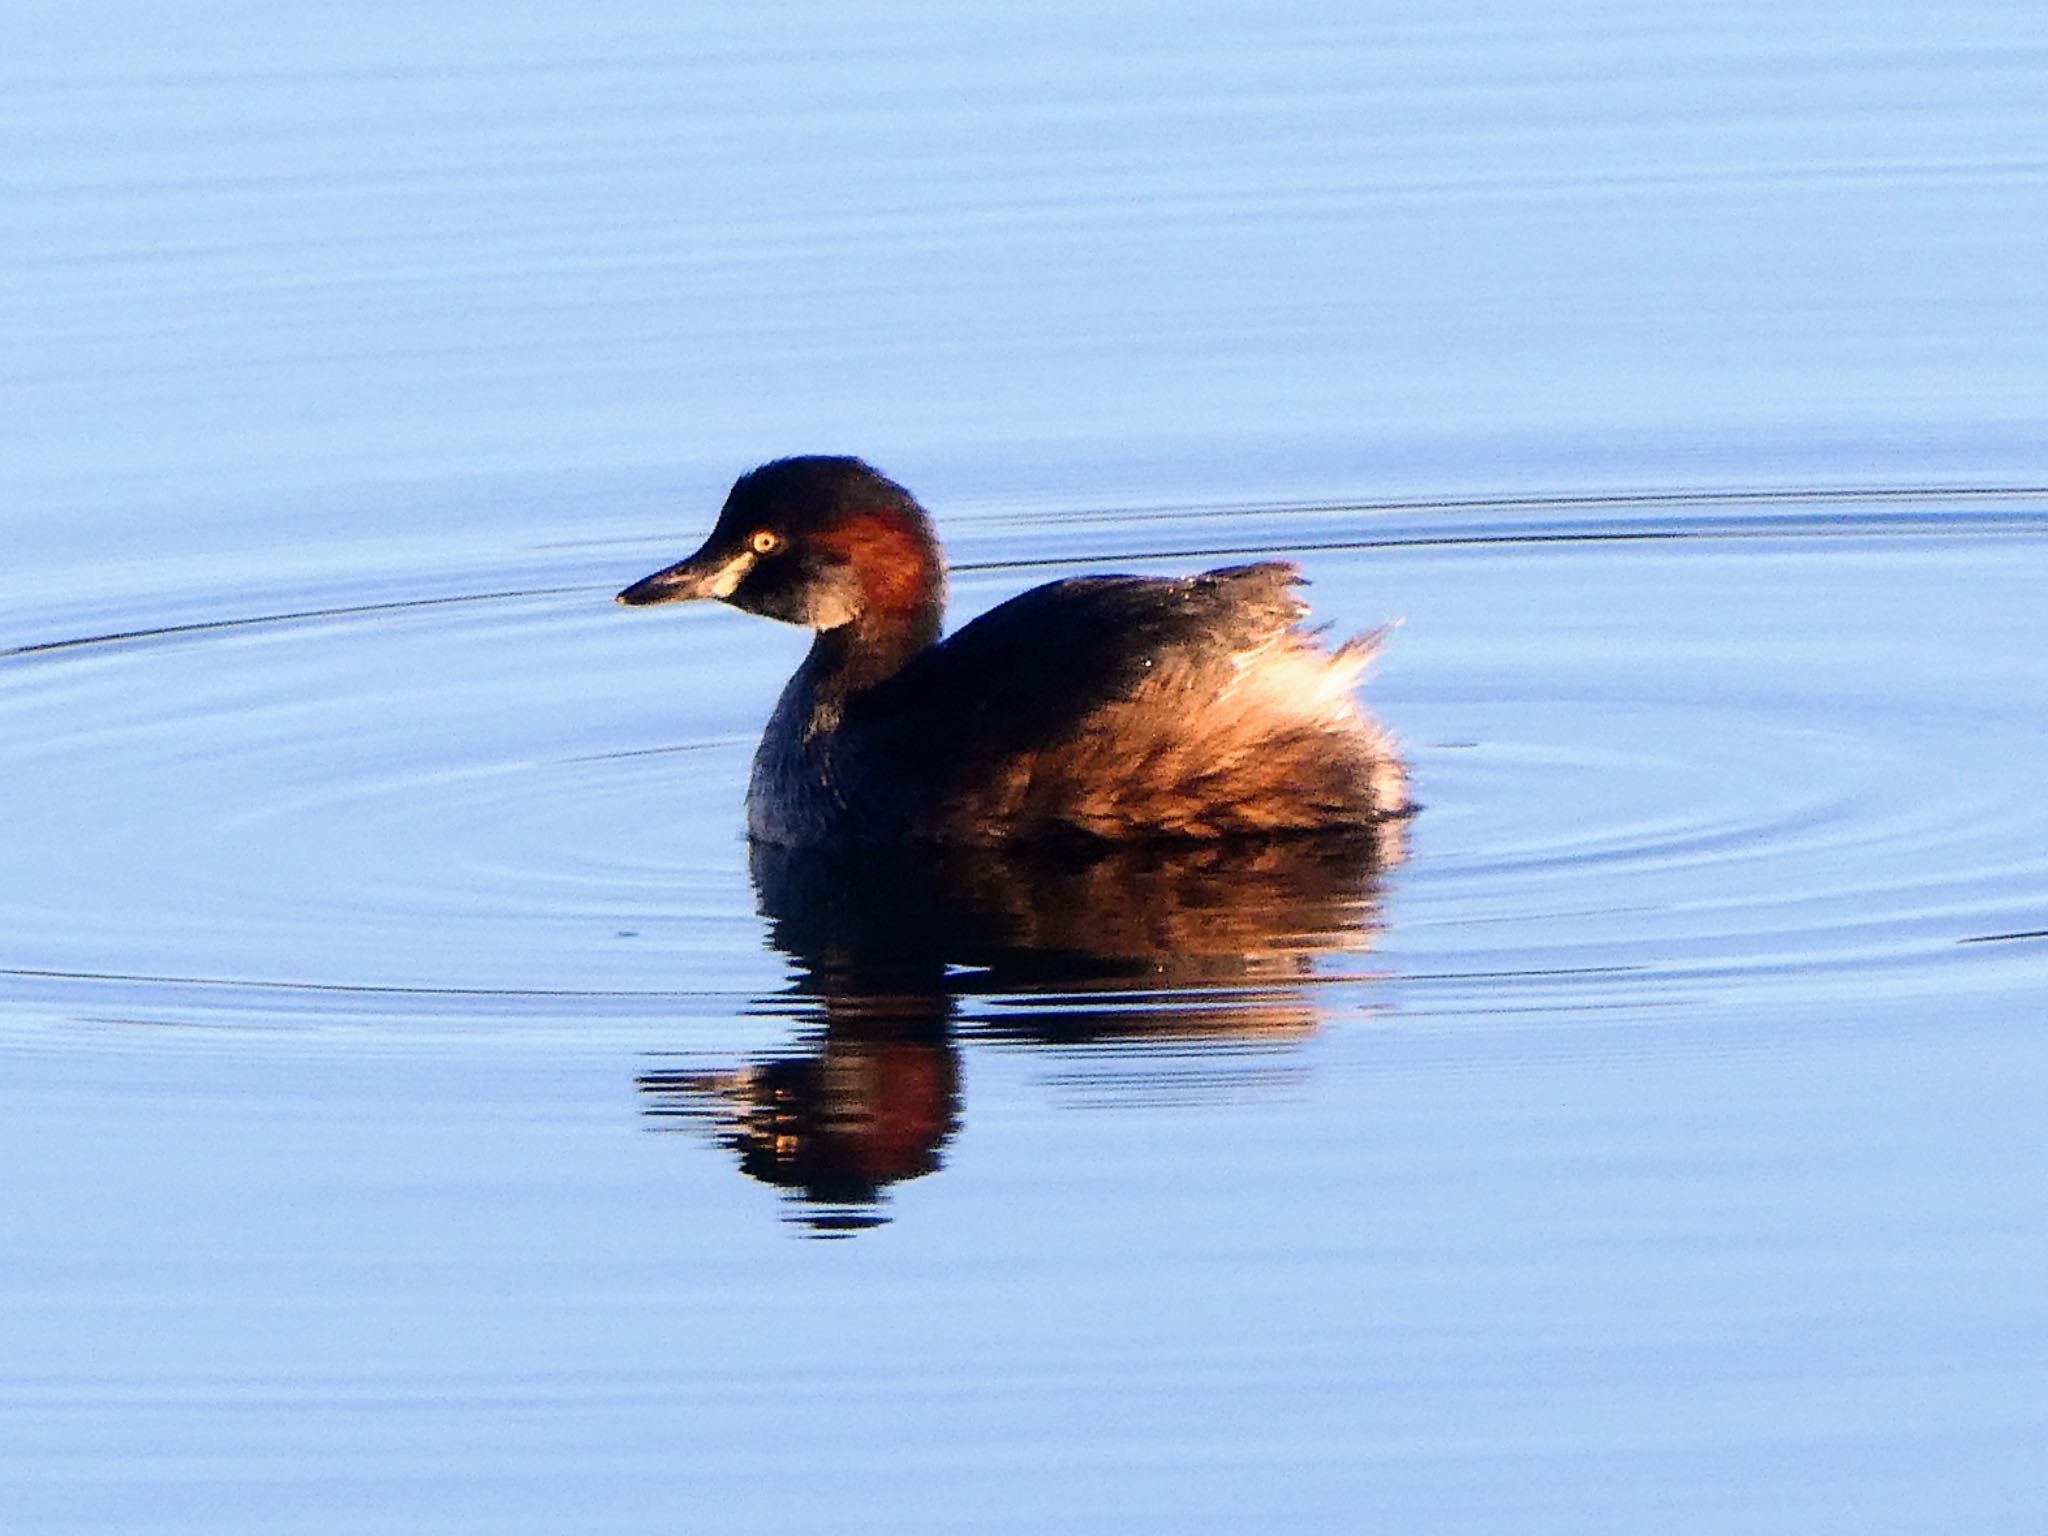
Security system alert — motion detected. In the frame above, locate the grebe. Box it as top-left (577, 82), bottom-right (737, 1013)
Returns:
top-left (618, 456), bottom-right (1408, 847)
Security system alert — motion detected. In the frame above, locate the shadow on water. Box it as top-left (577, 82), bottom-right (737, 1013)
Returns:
top-left (639, 822), bottom-right (1404, 1236)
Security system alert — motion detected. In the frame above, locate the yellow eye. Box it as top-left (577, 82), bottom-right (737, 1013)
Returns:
top-left (749, 529), bottom-right (783, 556)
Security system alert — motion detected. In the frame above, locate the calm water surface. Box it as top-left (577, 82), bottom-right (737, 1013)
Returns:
top-left (6, 3), bottom-right (2048, 1531)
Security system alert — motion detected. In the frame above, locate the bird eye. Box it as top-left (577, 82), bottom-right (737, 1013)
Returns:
top-left (749, 529), bottom-right (783, 556)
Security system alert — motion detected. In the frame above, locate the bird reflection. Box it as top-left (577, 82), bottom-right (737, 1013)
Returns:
top-left (639, 822), bottom-right (1401, 1235)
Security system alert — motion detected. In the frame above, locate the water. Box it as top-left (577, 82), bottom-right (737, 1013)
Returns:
top-left (6, 4), bottom-right (2048, 1531)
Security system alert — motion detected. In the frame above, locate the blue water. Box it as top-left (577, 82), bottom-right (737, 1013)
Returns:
top-left (5, 4), bottom-right (2047, 1531)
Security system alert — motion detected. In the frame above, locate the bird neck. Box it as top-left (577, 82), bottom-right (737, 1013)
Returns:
top-left (798, 604), bottom-right (941, 725)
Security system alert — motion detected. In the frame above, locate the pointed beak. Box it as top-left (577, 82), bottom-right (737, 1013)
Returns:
top-left (615, 546), bottom-right (757, 606)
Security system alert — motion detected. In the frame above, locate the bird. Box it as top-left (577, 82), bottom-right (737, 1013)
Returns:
top-left (618, 455), bottom-right (1408, 848)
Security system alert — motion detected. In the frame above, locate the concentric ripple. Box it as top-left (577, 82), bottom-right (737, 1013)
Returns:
top-left (4, 490), bottom-right (2045, 1034)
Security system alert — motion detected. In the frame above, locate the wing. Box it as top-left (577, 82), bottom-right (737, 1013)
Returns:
top-left (853, 561), bottom-right (1313, 766)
